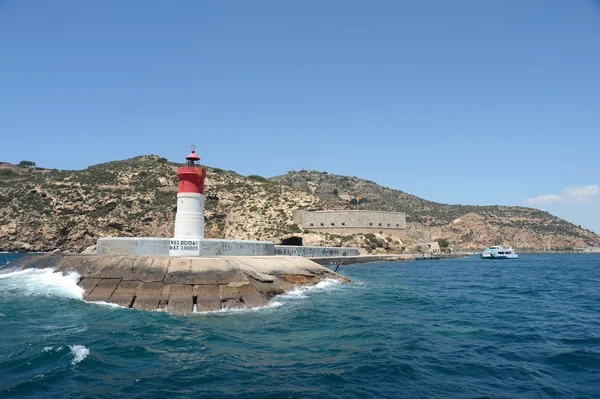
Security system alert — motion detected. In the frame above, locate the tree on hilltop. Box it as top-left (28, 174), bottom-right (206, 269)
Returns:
top-left (18, 160), bottom-right (36, 168)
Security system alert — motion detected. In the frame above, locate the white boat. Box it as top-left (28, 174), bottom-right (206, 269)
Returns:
top-left (481, 245), bottom-right (518, 259)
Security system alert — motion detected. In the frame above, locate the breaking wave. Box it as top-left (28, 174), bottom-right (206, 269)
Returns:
top-left (69, 345), bottom-right (89, 365)
top-left (0, 268), bottom-right (83, 299)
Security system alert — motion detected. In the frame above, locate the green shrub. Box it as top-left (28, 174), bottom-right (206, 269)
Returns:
top-left (436, 238), bottom-right (450, 248)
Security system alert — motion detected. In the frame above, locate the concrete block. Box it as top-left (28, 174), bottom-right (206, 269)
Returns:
top-left (242, 257), bottom-right (315, 276)
top-left (90, 257), bottom-right (135, 279)
top-left (218, 284), bottom-right (244, 305)
top-left (167, 285), bottom-right (194, 314)
top-left (166, 258), bottom-right (248, 285)
top-left (56, 255), bottom-right (107, 276)
top-left (19, 255), bottom-right (62, 270)
top-left (124, 257), bottom-right (168, 282)
top-left (164, 258), bottom-right (193, 284)
top-left (237, 283), bottom-right (267, 308)
top-left (246, 276), bottom-right (286, 298)
top-left (77, 278), bottom-right (101, 299)
top-left (133, 282), bottom-right (164, 310)
top-left (217, 283), bottom-right (266, 308)
top-left (158, 285), bottom-right (170, 310)
top-left (193, 285), bottom-right (221, 312)
top-left (86, 278), bottom-right (121, 302)
top-left (229, 258), bottom-right (274, 282)
top-left (107, 280), bottom-right (140, 308)
top-left (221, 298), bottom-right (245, 309)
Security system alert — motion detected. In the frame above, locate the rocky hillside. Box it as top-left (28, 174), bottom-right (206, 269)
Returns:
top-left (1, 157), bottom-right (598, 253)
top-left (271, 170), bottom-right (600, 251)
top-left (0, 156), bottom-right (332, 252)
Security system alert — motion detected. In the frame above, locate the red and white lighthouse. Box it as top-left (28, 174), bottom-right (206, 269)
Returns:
top-left (173, 148), bottom-right (207, 239)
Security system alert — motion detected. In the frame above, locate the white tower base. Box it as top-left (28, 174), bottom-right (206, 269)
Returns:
top-left (173, 192), bottom-right (205, 239)
top-left (171, 193), bottom-right (205, 256)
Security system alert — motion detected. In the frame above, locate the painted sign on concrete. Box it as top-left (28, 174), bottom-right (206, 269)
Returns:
top-left (169, 238), bottom-right (201, 256)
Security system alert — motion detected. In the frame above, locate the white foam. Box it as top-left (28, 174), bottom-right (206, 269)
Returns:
top-left (278, 278), bottom-right (342, 299)
top-left (69, 345), bottom-right (89, 365)
top-left (43, 347), bottom-right (53, 352)
top-left (0, 268), bottom-right (84, 299)
top-left (192, 279), bottom-right (341, 315)
top-left (87, 300), bottom-right (125, 309)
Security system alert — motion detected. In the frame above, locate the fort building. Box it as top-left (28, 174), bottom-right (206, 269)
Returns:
top-left (294, 210), bottom-right (407, 236)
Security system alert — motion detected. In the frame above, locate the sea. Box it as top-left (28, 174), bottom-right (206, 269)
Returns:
top-left (1, 253), bottom-right (599, 399)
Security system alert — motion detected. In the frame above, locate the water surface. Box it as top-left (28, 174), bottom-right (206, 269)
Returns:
top-left (1, 253), bottom-right (599, 398)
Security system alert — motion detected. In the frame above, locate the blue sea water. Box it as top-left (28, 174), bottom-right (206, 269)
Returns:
top-left (1, 253), bottom-right (599, 398)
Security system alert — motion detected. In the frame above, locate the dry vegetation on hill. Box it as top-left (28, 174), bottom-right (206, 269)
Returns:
top-left (1, 157), bottom-right (598, 253)
top-left (271, 170), bottom-right (600, 251)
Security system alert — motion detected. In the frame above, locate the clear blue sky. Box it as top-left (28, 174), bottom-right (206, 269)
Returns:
top-left (1, 1), bottom-right (599, 234)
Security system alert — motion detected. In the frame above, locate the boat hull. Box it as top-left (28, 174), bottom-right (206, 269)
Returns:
top-left (489, 254), bottom-right (518, 259)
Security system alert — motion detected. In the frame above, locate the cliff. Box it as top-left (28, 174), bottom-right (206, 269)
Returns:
top-left (1, 157), bottom-right (598, 253)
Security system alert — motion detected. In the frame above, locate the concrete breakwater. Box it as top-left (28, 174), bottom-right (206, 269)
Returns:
top-left (309, 252), bottom-right (469, 266)
top-left (6, 254), bottom-right (349, 314)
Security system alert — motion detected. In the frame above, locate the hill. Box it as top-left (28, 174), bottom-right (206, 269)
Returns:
top-left (1, 157), bottom-right (598, 253)
top-left (271, 170), bottom-right (600, 251)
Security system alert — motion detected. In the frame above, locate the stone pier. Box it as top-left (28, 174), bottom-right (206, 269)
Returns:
top-left (6, 254), bottom-right (349, 314)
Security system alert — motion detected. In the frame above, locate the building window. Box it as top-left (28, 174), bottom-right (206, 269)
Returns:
top-left (320, 223), bottom-right (324, 226)
top-left (331, 223), bottom-right (335, 226)
top-left (396, 224), bottom-right (399, 227)
top-left (310, 223), bottom-right (314, 226)
top-left (378, 223), bottom-right (382, 227)
top-left (369, 223), bottom-right (373, 226)
top-left (387, 223), bottom-right (391, 227)
top-left (341, 222), bottom-right (345, 226)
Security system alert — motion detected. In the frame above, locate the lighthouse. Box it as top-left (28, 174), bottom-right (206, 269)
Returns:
top-left (170, 147), bottom-right (206, 255)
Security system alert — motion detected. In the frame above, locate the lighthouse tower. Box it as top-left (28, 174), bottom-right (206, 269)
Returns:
top-left (173, 147), bottom-right (207, 240)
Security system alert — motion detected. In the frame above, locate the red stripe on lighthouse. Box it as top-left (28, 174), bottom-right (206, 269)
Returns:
top-left (177, 166), bottom-right (206, 194)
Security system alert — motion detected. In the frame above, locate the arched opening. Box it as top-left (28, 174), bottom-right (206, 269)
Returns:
top-left (280, 236), bottom-right (303, 246)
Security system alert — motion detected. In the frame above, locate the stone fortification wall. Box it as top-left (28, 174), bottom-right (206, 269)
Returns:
top-left (274, 245), bottom-right (359, 257)
top-left (295, 210), bottom-right (407, 231)
top-left (302, 227), bottom-right (409, 239)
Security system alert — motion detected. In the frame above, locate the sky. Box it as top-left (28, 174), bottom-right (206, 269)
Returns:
top-left (1, 0), bottom-right (599, 234)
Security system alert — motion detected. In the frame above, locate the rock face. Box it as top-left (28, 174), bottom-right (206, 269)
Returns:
top-left (1, 156), bottom-right (599, 252)
top-left (6, 255), bottom-right (348, 314)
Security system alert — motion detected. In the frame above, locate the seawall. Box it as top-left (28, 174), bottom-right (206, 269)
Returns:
top-left (97, 238), bottom-right (360, 258)
top-left (6, 254), bottom-right (349, 314)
